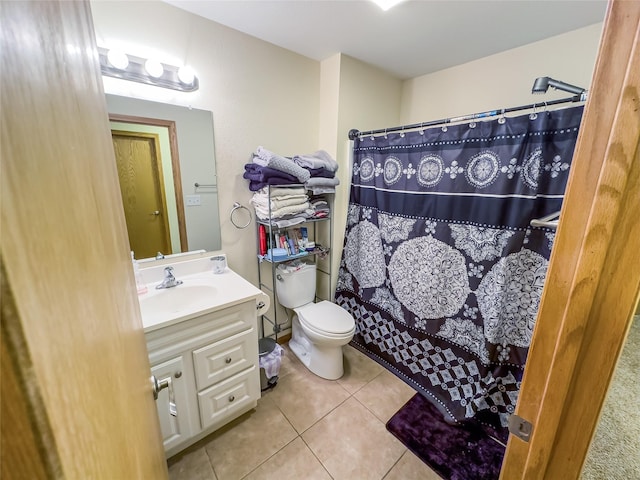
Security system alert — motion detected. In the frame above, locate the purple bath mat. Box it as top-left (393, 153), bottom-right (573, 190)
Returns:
top-left (386, 394), bottom-right (506, 480)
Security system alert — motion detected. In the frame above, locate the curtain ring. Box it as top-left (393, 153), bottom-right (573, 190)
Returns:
top-left (419, 122), bottom-right (424, 135)
top-left (230, 202), bottom-right (251, 229)
top-left (498, 108), bottom-right (506, 124)
top-left (384, 128), bottom-right (388, 139)
top-left (529, 103), bottom-right (538, 120)
top-left (399, 127), bottom-right (405, 138)
top-left (469, 121), bottom-right (477, 129)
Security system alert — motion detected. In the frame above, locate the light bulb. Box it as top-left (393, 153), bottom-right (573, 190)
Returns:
top-left (178, 66), bottom-right (195, 85)
top-left (107, 49), bottom-right (129, 70)
top-left (145, 59), bottom-right (164, 78)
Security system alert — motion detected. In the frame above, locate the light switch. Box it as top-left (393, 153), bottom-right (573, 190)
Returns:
top-left (185, 195), bottom-right (201, 206)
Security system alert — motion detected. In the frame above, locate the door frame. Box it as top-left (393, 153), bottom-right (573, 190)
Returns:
top-left (110, 113), bottom-right (189, 253)
top-left (500, 0), bottom-right (640, 477)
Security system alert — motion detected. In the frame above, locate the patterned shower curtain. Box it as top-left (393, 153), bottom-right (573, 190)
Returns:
top-left (335, 106), bottom-right (583, 440)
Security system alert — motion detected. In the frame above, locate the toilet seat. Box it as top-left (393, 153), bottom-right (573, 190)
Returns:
top-left (295, 301), bottom-right (355, 336)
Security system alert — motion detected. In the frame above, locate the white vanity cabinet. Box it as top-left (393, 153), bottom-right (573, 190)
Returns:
top-left (145, 300), bottom-right (260, 458)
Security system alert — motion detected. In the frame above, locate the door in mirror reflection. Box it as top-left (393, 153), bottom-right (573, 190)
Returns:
top-left (112, 130), bottom-right (171, 258)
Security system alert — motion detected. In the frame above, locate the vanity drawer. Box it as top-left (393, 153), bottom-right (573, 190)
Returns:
top-left (197, 366), bottom-right (258, 430)
top-left (192, 329), bottom-right (255, 390)
top-left (146, 301), bottom-right (255, 364)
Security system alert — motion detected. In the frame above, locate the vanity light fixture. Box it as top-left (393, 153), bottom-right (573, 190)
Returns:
top-left (98, 47), bottom-right (199, 92)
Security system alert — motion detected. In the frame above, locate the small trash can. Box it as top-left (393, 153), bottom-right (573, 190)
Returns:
top-left (258, 338), bottom-right (284, 391)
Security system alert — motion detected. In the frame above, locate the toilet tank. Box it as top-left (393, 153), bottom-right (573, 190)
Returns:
top-left (275, 262), bottom-right (316, 308)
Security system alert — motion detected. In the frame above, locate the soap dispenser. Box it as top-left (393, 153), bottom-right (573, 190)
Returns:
top-left (131, 251), bottom-right (148, 295)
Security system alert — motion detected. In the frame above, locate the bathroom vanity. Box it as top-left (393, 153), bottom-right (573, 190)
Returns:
top-left (138, 252), bottom-right (267, 458)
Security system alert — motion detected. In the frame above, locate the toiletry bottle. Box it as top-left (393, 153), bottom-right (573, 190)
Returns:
top-left (259, 224), bottom-right (267, 255)
top-left (131, 251), bottom-right (148, 295)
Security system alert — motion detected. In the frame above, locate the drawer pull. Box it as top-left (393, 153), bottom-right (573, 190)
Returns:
top-left (228, 395), bottom-right (235, 403)
top-left (225, 357), bottom-right (232, 364)
top-left (174, 371), bottom-right (182, 378)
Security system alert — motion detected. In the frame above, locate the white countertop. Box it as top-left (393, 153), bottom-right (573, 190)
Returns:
top-left (137, 253), bottom-right (267, 333)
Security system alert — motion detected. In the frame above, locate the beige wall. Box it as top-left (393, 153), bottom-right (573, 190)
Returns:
top-left (400, 23), bottom-right (603, 123)
top-left (91, 0), bottom-right (320, 284)
top-left (329, 54), bottom-right (403, 297)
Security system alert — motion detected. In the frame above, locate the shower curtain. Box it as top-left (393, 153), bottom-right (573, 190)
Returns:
top-left (336, 106), bottom-right (583, 440)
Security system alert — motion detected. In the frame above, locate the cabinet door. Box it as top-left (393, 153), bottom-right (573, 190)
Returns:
top-left (151, 356), bottom-right (191, 453)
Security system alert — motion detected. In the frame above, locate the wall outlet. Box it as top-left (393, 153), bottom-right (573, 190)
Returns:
top-left (185, 195), bottom-right (201, 206)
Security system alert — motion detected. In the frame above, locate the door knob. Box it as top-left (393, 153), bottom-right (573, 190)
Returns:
top-left (151, 375), bottom-right (170, 400)
top-left (150, 210), bottom-right (160, 216)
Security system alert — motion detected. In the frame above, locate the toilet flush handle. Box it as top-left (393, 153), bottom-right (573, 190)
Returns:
top-left (276, 274), bottom-right (283, 282)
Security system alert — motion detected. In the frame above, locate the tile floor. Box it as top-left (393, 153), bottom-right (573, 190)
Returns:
top-left (167, 344), bottom-right (442, 480)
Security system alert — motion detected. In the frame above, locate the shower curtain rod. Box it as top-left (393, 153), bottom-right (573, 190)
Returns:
top-left (347, 93), bottom-right (586, 140)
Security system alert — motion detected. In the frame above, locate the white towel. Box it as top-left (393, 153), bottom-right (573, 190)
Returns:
top-left (251, 194), bottom-right (309, 211)
top-left (292, 150), bottom-right (339, 172)
top-left (256, 186), bottom-right (307, 198)
top-left (254, 202), bottom-right (311, 220)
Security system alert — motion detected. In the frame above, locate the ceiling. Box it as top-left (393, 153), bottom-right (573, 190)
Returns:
top-left (164, 0), bottom-right (607, 79)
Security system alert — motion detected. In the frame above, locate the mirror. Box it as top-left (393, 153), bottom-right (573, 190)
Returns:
top-left (105, 94), bottom-right (221, 259)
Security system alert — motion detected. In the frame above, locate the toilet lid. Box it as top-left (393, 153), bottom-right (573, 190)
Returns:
top-left (295, 301), bottom-right (355, 335)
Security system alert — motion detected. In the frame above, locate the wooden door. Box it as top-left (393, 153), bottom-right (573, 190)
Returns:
top-left (112, 130), bottom-right (172, 258)
top-left (1, 1), bottom-right (167, 478)
top-left (500, 0), bottom-right (640, 478)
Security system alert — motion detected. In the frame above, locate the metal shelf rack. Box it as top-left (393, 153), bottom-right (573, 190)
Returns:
top-left (255, 185), bottom-right (333, 340)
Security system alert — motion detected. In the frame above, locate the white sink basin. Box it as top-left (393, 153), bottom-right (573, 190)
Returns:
top-left (139, 284), bottom-right (217, 317)
top-left (136, 254), bottom-right (269, 332)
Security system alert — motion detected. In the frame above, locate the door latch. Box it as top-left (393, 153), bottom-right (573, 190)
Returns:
top-left (508, 414), bottom-right (533, 442)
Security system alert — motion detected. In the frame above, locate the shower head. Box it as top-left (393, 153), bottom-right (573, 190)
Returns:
top-left (531, 76), bottom-right (587, 97)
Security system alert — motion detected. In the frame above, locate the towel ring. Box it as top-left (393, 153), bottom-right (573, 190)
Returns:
top-left (230, 202), bottom-right (251, 229)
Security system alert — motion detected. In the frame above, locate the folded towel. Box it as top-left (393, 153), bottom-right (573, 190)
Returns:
top-left (265, 216), bottom-right (308, 228)
top-left (258, 186), bottom-right (307, 198)
top-left (244, 163), bottom-right (298, 182)
top-left (254, 202), bottom-right (311, 220)
top-left (308, 187), bottom-right (336, 195)
top-left (305, 176), bottom-right (340, 188)
top-left (293, 150), bottom-right (339, 172)
top-left (253, 148), bottom-right (310, 183)
top-left (304, 166), bottom-right (335, 178)
top-left (243, 165), bottom-right (301, 190)
top-left (252, 194), bottom-right (309, 211)
top-left (246, 179), bottom-right (300, 192)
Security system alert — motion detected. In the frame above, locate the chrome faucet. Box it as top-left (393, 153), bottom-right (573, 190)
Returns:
top-left (156, 266), bottom-right (183, 289)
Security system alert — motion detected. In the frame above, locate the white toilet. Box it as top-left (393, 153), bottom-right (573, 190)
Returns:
top-left (276, 262), bottom-right (355, 380)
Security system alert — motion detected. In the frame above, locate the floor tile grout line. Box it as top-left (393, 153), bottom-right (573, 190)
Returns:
top-left (238, 435), bottom-right (300, 480)
top-left (299, 431), bottom-right (336, 479)
top-left (381, 449), bottom-right (409, 480)
top-left (351, 393), bottom-right (392, 426)
top-left (202, 444), bottom-right (219, 480)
